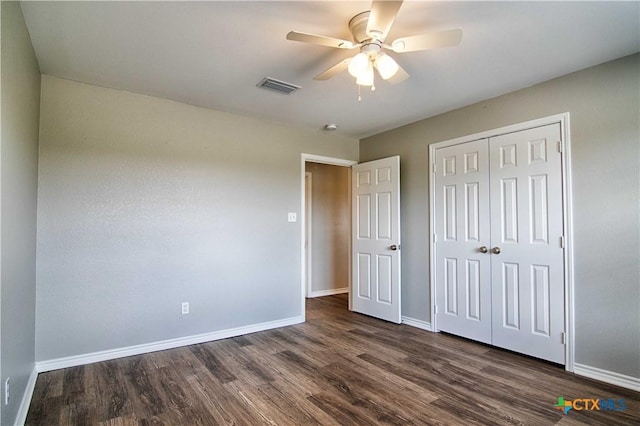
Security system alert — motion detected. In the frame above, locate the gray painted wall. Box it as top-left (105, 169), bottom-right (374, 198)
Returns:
top-left (36, 75), bottom-right (359, 361)
top-left (305, 163), bottom-right (350, 295)
top-left (360, 54), bottom-right (640, 379)
top-left (1, 2), bottom-right (41, 424)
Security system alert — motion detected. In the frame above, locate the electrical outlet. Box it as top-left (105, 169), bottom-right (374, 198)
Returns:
top-left (181, 302), bottom-right (189, 315)
top-left (4, 377), bottom-right (9, 406)
top-left (288, 212), bottom-right (297, 222)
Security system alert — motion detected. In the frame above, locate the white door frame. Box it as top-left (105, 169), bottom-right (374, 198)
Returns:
top-left (300, 154), bottom-right (357, 320)
top-left (305, 172), bottom-right (313, 297)
top-left (428, 113), bottom-right (575, 372)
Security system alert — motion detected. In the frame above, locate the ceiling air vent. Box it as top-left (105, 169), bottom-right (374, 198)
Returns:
top-left (257, 77), bottom-right (301, 95)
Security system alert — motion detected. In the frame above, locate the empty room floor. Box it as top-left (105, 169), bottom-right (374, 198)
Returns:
top-left (26, 294), bottom-right (639, 425)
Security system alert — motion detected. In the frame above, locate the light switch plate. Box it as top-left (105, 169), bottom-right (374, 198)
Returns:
top-left (288, 212), bottom-right (297, 222)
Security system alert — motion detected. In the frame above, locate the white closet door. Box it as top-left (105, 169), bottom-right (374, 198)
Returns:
top-left (489, 123), bottom-right (565, 364)
top-left (434, 139), bottom-right (492, 343)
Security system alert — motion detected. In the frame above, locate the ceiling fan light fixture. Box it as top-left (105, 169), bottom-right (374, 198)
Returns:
top-left (375, 54), bottom-right (399, 80)
top-left (356, 61), bottom-right (374, 86)
top-left (348, 52), bottom-right (369, 77)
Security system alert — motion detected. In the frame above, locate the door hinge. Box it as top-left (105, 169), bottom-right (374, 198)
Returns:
top-left (434, 305), bottom-right (438, 314)
top-left (433, 233), bottom-right (437, 243)
top-left (432, 163), bottom-right (437, 174)
top-left (557, 141), bottom-right (563, 153)
top-left (560, 236), bottom-right (565, 248)
top-left (561, 332), bottom-right (566, 345)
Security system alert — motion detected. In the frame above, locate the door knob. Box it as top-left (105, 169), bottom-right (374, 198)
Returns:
top-left (492, 246), bottom-right (501, 254)
top-left (389, 244), bottom-right (398, 251)
top-left (479, 246), bottom-right (488, 253)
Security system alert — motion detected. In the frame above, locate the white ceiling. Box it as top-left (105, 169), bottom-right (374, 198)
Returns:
top-left (21, 1), bottom-right (640, 139)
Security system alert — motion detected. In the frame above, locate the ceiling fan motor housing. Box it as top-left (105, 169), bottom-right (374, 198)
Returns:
top-left (350, 11), bottom-right (384, 61)
top-left (349, 11), bottom-right (377, 43)
top-left (361, 42), bottom-right (382, 56)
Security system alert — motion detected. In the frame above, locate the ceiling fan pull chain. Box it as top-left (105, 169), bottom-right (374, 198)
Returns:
top-left (358, 84), bottom-right (362, 102)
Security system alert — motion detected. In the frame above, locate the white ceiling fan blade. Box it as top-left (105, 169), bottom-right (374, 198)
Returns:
top-left (366, 0), bottom-right (403, 41)
top-left (287, 31), bottom-right (355, 49)
top-left (389, 28), bottom-right (463, 53)
top-left (314, 58), bottom-right (352, 81)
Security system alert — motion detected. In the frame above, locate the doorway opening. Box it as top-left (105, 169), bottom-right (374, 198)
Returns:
top-left (300, 154), bottom-right (356, 318)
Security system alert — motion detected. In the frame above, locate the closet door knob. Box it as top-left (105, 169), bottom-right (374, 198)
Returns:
top-left (479, 246), bottom-right (488, 253)
top-left (492, 246), bottom-right (501, 254)
top-left (389, 244), bottom-right (398, 251)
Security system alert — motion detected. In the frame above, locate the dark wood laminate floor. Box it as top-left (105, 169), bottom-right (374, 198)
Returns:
top-left (27, 294), bottom-right (639, 425)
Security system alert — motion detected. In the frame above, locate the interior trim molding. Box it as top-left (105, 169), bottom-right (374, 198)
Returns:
top-left (36, 316), bottom-right (304, 373)
top-left (401, 316), bottom-right (433, 332)
top-left (15, 366), bottom-right (38, 426)
top-left (305, 171), bottom-right (313, 298)
top-left (573, 363), bottom-right (640, 392)
top-left (308, 287), bottom-right (349, 298)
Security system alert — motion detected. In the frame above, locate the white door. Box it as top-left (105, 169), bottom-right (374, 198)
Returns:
top-left (433, 123), bottom-right (565, 364)
top-left (434, 139), bottom-right (492, 343)
top-left (490, 124), bottom-right (565, 364)
top-left (352, 156), bottom-right (401, 323)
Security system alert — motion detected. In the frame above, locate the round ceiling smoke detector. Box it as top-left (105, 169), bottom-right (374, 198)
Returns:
top-left (324, 124), bottom-right (338, 131)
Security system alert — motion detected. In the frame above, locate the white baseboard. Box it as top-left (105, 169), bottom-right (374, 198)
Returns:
top-left (36, 316), bottom-right (304, 373)
top-left (574, 362), bottom-right (640, 392)
top-left (15, 366), bottom-right (38, 426)
top-left (401, 316), bottom-right (433, 332)
top-left (307, 287), bottom-right (348, 298)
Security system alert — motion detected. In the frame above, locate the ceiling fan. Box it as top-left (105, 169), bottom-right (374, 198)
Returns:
top-left (286, 0), bottom-right (462, 90)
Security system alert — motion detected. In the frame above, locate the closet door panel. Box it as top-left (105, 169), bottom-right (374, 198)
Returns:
top-left (435, 139), bottom-right (492, 344)
top-left (489, 124), bottom-right (565, 364)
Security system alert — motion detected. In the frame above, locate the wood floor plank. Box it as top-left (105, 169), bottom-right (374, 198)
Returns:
top-left (62, 365), bottom-right (85, 395)
top-left (185, 365), bottom-right (266, 425)
top-left (322, 358), bottom-right (439, 418)
top-left (93, 360), bottom-right (133, 422)
top-left (25, 294), bottom-right (640, 425)
top-left (211, 339), bottom-right (276, 386)
top-left (266, 379), bottom-right (342, 426)
top-left (307, 392), bottom-right (380, 426)
top-left (406, 356), bottom-right (562, 423)
top-left (96, 416), bottom-right (141, 426)
top-left (341, 349), bottom-right (442, 402)
top-left (253, 382), bottom-right (328, 426)
top-left (59, 400), bottom-right (94, 426)
top-left (188, 344), bottom-right (237, 384)
top-left (222, 380), bottom-right (314, 426)
top-left (153, 364), bottom-right (217, 426)
top-left (25, 370), bottom-right (65, 425)
top-left (121, 356), bottom-right (166, 419)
